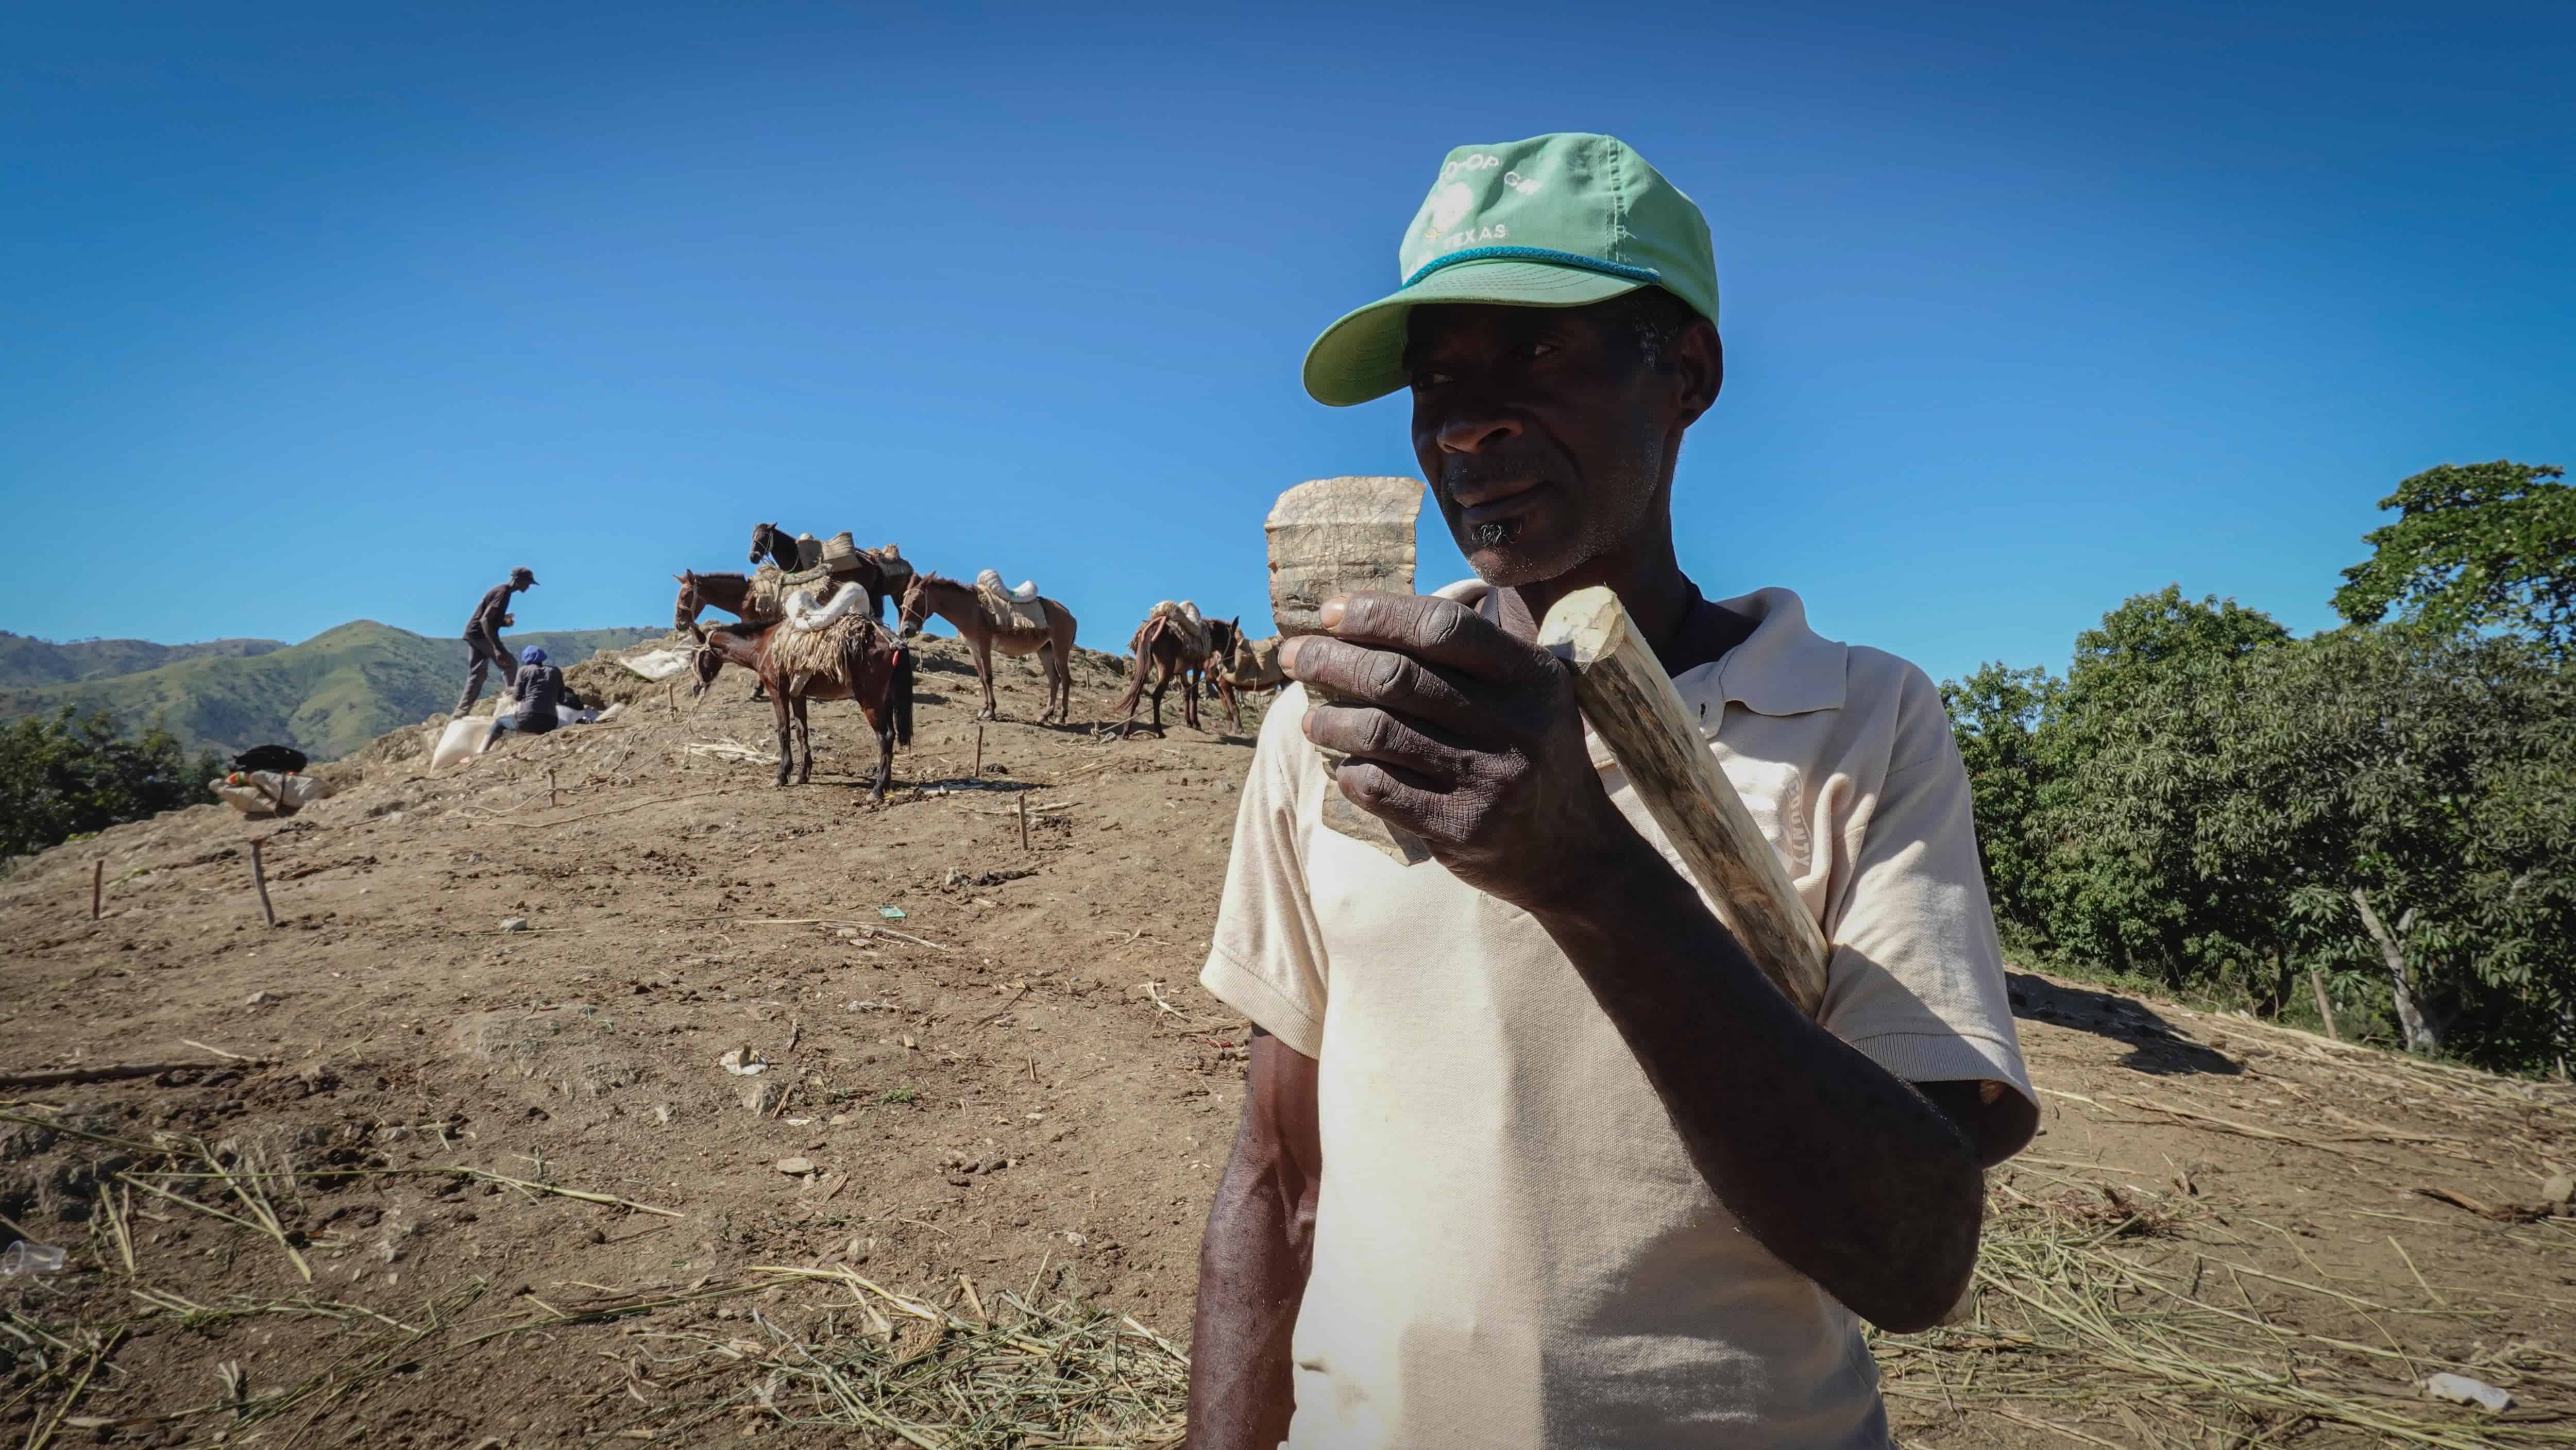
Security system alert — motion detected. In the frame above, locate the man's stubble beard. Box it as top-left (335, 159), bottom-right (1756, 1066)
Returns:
top-left (1451, 456), bottom-right (1666, 591)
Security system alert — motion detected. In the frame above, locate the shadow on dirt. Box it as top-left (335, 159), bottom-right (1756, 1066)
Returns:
top-left (2008, 971), bottom-right (2244, 1077)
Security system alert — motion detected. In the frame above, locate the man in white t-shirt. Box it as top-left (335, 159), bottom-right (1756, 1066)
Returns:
top-left (1184, 133), bottom-right (2039, 1449)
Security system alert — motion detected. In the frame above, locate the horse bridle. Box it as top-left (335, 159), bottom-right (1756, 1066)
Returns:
top-left (895, 576), bottom-right (929, 638)
top-left (674, 571), bottom-right (705, 639)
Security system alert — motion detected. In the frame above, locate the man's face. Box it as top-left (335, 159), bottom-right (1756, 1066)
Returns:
top-left (1404, 298), bottom-right (1705, 587)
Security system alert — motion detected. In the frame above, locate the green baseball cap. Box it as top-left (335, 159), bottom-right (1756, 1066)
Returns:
top-left (1302, 132), bottom-right (1720, 407)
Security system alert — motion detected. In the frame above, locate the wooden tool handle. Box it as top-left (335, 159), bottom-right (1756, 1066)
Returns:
top-left (1539, 586), bottom-right (1831, 1018)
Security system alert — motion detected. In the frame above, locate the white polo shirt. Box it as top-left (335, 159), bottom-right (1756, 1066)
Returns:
top-left (1199, 584), bottom-right (2033, 1449)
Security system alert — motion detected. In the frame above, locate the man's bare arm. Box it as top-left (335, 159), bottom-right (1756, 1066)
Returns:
top-left (1524, 849), bottom-right (1996, 1329)
top-left (1186, 1029), bottom-right (1321, 1448)
top-left (1287, 592), bottom-right (2021, 1332)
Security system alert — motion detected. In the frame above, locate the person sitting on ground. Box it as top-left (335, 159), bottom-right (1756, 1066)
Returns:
top-left (483, 646), bottom-right (568, 748)
top-left (457, 565), bottom-right (537, 713)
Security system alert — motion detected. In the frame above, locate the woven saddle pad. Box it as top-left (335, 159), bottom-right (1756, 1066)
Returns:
top-left (975, 583), bottom-right (1050, 633)
top-left (749, 563), bottom-right (851, 618)
top-left (1148, 600), bottom-right (1211, 660)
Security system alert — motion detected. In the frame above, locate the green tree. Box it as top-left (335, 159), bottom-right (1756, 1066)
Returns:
top-left (0, 706), bottom-right (219, 861)
top-left (2333, 461), bottom-right (2575, 657)
top-left (1939, 663), bottom-right (2058, 937)
top-left (2018, 588), bottom-right (2294, 986)
top-left (2061, 583), bottom-right (2291, 710)
top-left (2209, 627), bottom-right (2574, 1065)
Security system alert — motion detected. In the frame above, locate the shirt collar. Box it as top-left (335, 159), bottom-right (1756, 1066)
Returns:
top-left (1683, 586), bottom-right (1847, 719)
top-left (1437, 578), bottom-right (1846, 724)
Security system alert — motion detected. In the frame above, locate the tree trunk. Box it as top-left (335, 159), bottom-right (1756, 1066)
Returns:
top-left (2352, 887), bottom-right (2436, 1054)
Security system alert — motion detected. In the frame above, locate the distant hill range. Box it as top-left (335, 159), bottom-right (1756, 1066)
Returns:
top-left (0, 622), bottom-right (662, 761)
top-left (0, 632), bottom-right (292, 687)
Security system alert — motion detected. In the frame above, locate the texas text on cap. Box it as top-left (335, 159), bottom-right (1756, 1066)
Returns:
top-left (1302, 132), bottom-right (1721, 407)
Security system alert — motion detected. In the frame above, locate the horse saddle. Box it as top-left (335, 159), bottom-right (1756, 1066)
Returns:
top-left (1149, 600), bottom-right (1211, 659)
top-left (975, 568), bottom-right (1041, 603)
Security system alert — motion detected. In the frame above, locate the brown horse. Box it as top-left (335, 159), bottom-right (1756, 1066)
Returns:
top-left (896, 572), bottom-right (1078, 724)
top-left (672, 570), bottom-right (765, 636)
top-left (688, 617), bottom-right (914, 802)
top-left (747, 522), bottom-right (818, 572)
top-left (1202, 615), bottom-right (1241, 699)
top-left (1210, 622), bottom-right (1286, 734)
top-left (1111, 609), bottom-right (1208, 738)
top-left (747, 525), bottom-right (913, 624)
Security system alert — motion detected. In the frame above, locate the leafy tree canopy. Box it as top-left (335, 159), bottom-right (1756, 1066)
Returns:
top-left (0, 706), bottom-right (220, 862)
top-left (2332, 460), bottom-right (2575, 657)
top-left (2063, 584), bottom-right (2290, 710)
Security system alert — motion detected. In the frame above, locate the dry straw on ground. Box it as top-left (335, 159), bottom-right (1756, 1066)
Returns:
top-left (1880, 1188), bottom-right (2569, 1448)
top-left (0, 1102), bottom-right (1187, 1448)
top-left (7, 1007), bottom-right (2567, 1449)
top-left (624, 1267), bottom-right (1190, 1447)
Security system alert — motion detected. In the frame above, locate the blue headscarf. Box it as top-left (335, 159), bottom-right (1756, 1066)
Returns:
top-left (519, 647), bottom-right (547, 665)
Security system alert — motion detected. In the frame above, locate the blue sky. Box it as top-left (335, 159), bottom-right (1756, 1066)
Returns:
top-left (4, 1), bottom-right (2569, 687)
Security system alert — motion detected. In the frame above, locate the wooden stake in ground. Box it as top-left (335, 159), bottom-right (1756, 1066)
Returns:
top-left (248, 838), bottom-right (278, 928)
top-left (1538, 586), bottom-right (1829, 1018)
top-left (91, 859), bottom-right (103, 921)
top-left (548, 766), bottom-right (560, 808)
top-left (974, 723), bottom-right (985, 779)
top-left (1018, 792), bottom-right (1030, 852)
top-left (2311, 966), bottom-right (2340, 1041)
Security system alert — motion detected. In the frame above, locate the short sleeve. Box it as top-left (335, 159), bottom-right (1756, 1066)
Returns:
top-left (1200, 685), bottom-right (1331, 1058)
top-left (1818, 668), bottom-right (2036, 1112)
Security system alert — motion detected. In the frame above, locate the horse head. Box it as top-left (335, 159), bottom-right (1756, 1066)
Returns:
top-left (672, 571), bottom-right (707, 638)
top-left (896, 573), bottom-right (931, 638)
top-left (687, 636), bottom-right (724, 698)
top-left (747, 522), bottom-right (776, 565)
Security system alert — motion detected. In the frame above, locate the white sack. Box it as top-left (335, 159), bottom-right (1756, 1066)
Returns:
top-left (428, 716), bottom-right (489, 769)
top-left (212, 771), bottom-right (336, 818)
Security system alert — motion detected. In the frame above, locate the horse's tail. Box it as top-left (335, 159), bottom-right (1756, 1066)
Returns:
top-left (1111, 618), bottom-right (1163, 712)
top-left (892, 645), bottom-right (915, 747)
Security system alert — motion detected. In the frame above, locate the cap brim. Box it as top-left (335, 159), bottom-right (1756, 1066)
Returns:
top-left (1301, 259), bottom-right (1647, 407)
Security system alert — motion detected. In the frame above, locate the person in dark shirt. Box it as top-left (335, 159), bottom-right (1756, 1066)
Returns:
top-left (482, 647), bottom-right (568, 749)
top-left (456, 566), bottom-right (537, 713)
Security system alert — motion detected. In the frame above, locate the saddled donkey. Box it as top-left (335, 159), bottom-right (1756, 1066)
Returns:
top-left (747, 525), bottom-right (914, 625)
top-left (897, 572), bottom-right (1078, 724)
top-left (1111, 605), bottom-right (1209, 738)
top-left (688, 597), bottom-right (913, 802)
top-left (1209, 621), bottom-right (1287, 734)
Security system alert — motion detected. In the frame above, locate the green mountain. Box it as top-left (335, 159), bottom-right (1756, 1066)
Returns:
top-left (0, 631), bottom-right (290, 687)
top-left (0, 621), bottom-right (661, 761)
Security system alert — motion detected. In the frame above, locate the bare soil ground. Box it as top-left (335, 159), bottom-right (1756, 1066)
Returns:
top-left (3, 632), bottom-right (2573, 1448)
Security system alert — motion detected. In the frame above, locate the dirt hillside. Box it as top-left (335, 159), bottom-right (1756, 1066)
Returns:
top-left (4, 631), bottom-right (2573, 1448)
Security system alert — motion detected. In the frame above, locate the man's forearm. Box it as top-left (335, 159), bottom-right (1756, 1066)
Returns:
top-left (1532, 835), bottom-right (1984, 1331)
top-left (1186, 1142), bottom-right (1310, 1449)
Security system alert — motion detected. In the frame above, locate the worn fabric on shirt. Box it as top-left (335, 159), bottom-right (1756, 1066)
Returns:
top-left (463, 583), bottom-right (514, 642)
top-left (504, 663), bottom-right (565, 734)
top-left (1199, 583), bottom-right (2033, 1450)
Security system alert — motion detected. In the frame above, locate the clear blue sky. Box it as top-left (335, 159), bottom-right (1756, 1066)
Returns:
top-left (5, 1), bottom-right (2569, 686)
